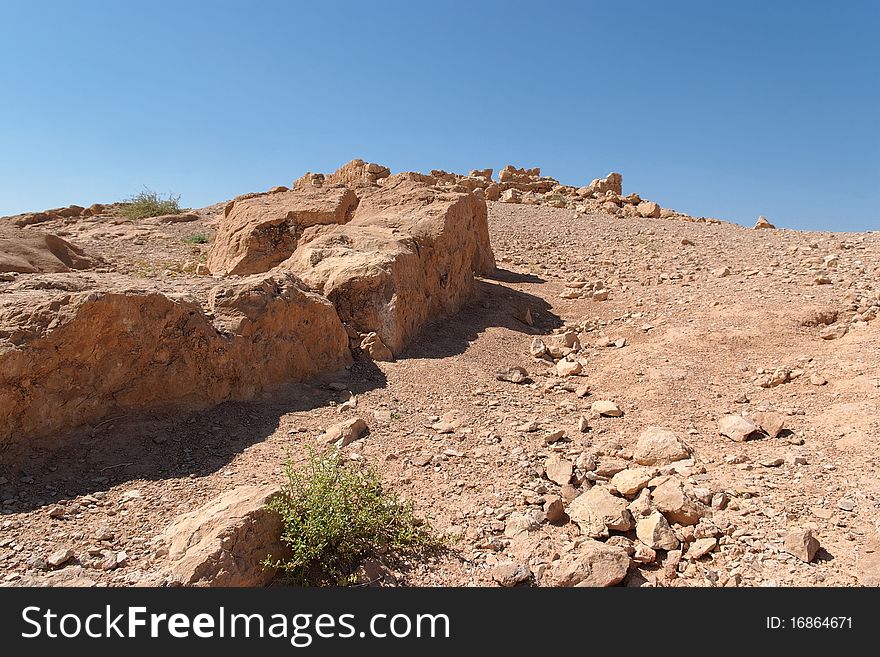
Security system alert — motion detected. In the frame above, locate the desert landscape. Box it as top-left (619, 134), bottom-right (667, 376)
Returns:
top-left (1, 159), bottom-right (878, 588)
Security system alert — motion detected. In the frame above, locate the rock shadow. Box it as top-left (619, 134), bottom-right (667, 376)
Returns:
top-left (401, 277), bottom-right (562, 360)
top-left (0, 359), bottom-right (388, 512)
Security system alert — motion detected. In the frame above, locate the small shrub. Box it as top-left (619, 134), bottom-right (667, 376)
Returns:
top-left (119, 187), bottom-right (181, 219)
top-left (266, 448), bottom-right (442, 585)
top-left (183, 233), bottom-right (209, 245)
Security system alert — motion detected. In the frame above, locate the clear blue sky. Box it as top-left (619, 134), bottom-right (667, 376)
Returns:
top-left (1, 1), bottom-right (878, 230)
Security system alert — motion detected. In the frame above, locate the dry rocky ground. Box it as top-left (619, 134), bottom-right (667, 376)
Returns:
top-left (1, 160), bottom-right (879, 587)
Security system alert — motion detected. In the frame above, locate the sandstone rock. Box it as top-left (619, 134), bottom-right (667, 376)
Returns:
top-left (152, 211), bottom-right (200, 224)
top-left (555, 358), bottom-right (582, 377)
top-left (651, 480), bottom-right (706, 526)
top-left (591, 400), bottom-right (622, 417)
top-left (325, 159), bottom-right (390, 186)
top-left (636, 511), bottom-right (679, 551)
top-left (529, 337), bottom-right (547, 357)
top-left (47, 548), bottom-right (74, 568)
top-left (282, 178), bottom-right (494, 356)
top-left (628, 488), bottom-right (654, 518)
top-left (819, 323), bottom-right (848, 340)
top-left (544, 456), bottom-right (574, 486)
top-left (543, 495), bottom-right (567, 523)
top-left (496, 366), bottom-right (529, 383)
top-left (320, 417), bottom-right (368, 448)
top-left (750, 410), bottom-right (785, 439)
top-left (157, 485), bottom-right (287, 586)
top-left (610, 468), bottom-right (654, 497)
top-left (0, 229), bottom-right (101, 273)
top-left (470, 168), bottom-right (493, 180)
top-left (207, 187), bottom-right (359, 276)
top-left (567, 486), bottom-right (634, 538)
top-left (360, 332), bottom-right (394, 361)
top-left (504, 512), bottom-right (541, 538)
top-left (0, 273), bottom-right (352, 446)
top-left (636, 201), bottom-right (661, 218)
top-left (783, 528), bottom-right (820, 563)
top-left (543, 429), bottom-right (566, 444)
top-left (586, 172), bottom-right (623, 197)
top-left (492, 561), bottom-right (530, 587)
top-left (500, 189), bottom-right (521, 204)
top-left (633, 543), bottom-right (657, 565)
top-left (718, 415), bottom-right (760, 442)
top-left (686, 537), bottom-right (718, 559)
top-left (633, 427), bottom-right (692, 465)
top-left (754, 215), bottom-right (775, 229)
top-left (550, 539), bottom-right (630, 587)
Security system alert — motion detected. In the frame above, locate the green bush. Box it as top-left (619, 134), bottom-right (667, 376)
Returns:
top-left (266, 449), bottom-right (442, 585)
top-left (119, 188), bottom-right (182, 219)
top-left (183, 233), bottom-right (209, 244)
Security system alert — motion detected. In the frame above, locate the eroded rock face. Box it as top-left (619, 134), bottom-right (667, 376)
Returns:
top-left (207, 187), bottom-right (359, 276)
top-left (0, 228), bottom-right (101, 273)
top-left (157, 485), bottom-right (288, 587)
top-left (282, 178), bottom-right (495, 355)
top-left (0, 273), bottom-right (351, 446)
top-left (326, 158), bottom-right (391, 187)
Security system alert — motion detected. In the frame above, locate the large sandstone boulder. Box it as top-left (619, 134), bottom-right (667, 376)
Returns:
top-left (157, 485), bottom-right (288, 586)
top-left (0, 272), bottom-right (351, 446)
top-left (0, 228), bottom-right (100, 273)
top-left (207, 187), bottom-right (359, 276)
top-left (282, 179), bottom-right (495, 355)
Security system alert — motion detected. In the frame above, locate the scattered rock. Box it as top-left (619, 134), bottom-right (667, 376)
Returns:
top-left (556, 359), bottom-right (582, 377)
top-left (504, 512), bottom-right (542, 538)
top-left (819, 323), bottom-right (848, 340)
top-left (718, 415), bottom-right (760, 442)
top-left (633, 427), bottom-right (692, 465)
top-left (544, 456), bottom-right (574, 486)
top-left (496, 366), bottom-right (529, 383)
top-left (637, 201), bottom-right (661, 218)
top-left (636, 511), bottom-right (679, 551)
top-left (686, 537), bottom-right (718, 559)
top-left (783, 528), bottom-right (820, 563)
top-left (320, 417), bottom-right (369, 447)
top-left (47, 548), bottom-right (74, 568)
top-left (567, 486), bottom-right (634, 538)
top-left (651, 480), bottom-right (706, 526)
top-left (550, 539), bottom-right (631, 587)
top-left (591, 400), bottom-right (622, 417)
top-left (543, 495), bottom-right (567, 523)
top-left (360, 332), bottom-right (394, 361)
top-left (750, 411), bottom-right (786, 439)
top-left (157, 485), bottom-right (288, 586)
top-left (492, 561), bottom-right (530, 587)
top-left (610, 468), bottom-right (654, 497)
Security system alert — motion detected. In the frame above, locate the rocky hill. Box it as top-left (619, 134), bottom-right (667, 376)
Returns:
top-left (0, 159), bottom-right (878, 587)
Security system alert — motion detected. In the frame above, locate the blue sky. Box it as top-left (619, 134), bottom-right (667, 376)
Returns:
top-left (0, 1), bottom-right (877, 230)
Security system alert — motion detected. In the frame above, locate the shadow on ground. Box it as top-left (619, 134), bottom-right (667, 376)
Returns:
top-left (403, 276), bottom-right (561, 359)
top-left (0, 273), bottom-right (558, 510)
